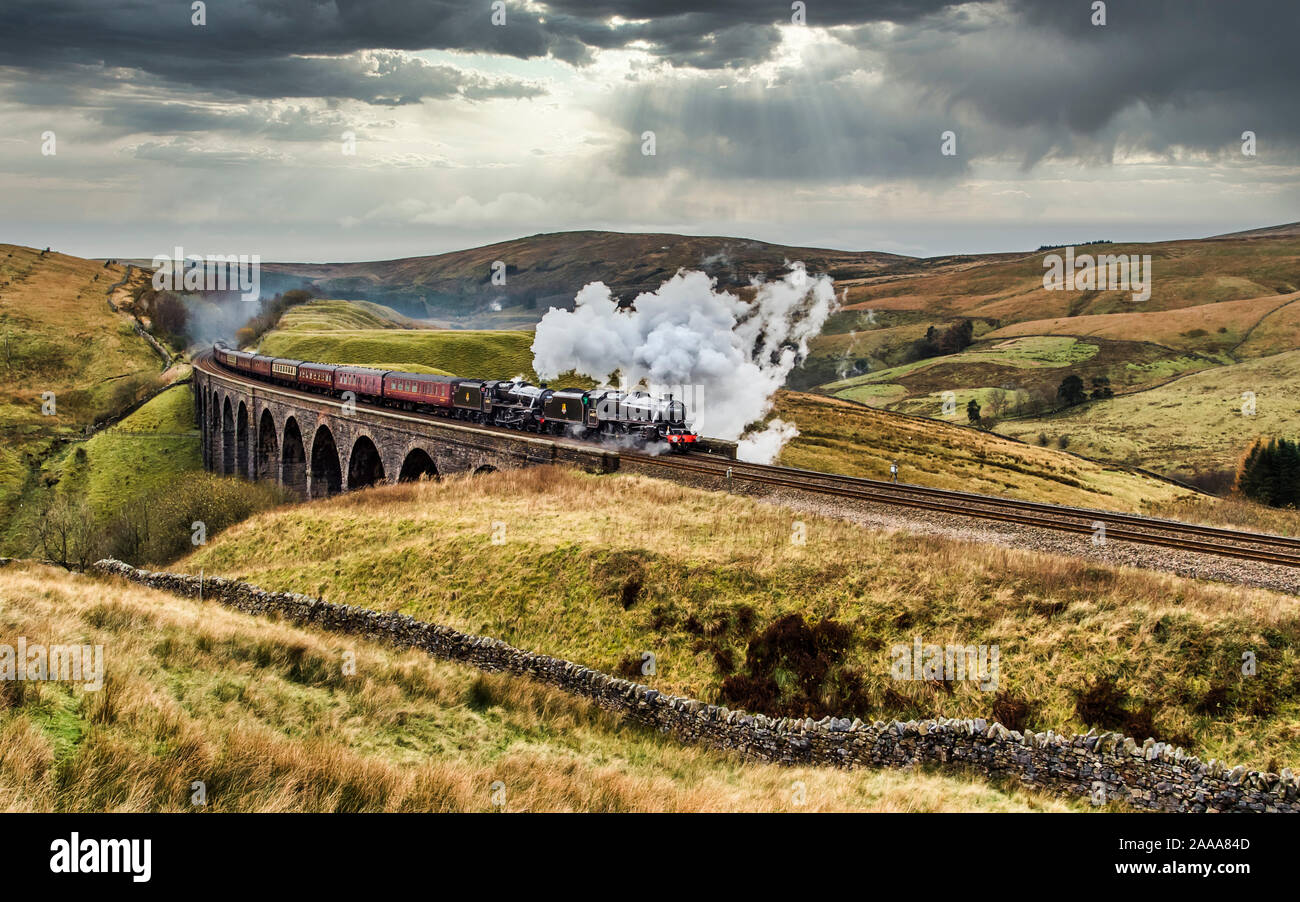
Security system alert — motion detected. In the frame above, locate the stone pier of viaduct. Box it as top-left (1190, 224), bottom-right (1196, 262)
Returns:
top-left (193, 357), bottom-right (617, 498)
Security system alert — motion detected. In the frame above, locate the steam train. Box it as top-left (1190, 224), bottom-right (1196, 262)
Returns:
top-left (211, 341), bottom-right (698, 450)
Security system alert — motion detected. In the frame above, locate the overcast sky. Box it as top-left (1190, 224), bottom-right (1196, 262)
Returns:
top-left (1, 0), bottom-right (1296, 261)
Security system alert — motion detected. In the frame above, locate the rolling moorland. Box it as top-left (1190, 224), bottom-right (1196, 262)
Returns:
top-left (812, 223), bottom-right (1300, 489)
top-left (0, 245), bottom-right (282, 559)
top-left (4, 224), bottom-right (1300, 810)
top-left (0, 247), bottom-right (165, 515)
top-left (240, 231), bottom-right (913, 325)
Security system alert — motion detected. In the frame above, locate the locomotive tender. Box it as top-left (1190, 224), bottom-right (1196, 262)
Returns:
top-left (212, 341), bottom-right (698, 450)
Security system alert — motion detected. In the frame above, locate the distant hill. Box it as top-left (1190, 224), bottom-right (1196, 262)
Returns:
top-left (1209, 221), bottom-right (1300, 240)
top-left (253, 230), bottom-right (913, 323)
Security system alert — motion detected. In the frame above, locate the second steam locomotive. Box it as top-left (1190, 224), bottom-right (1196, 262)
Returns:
top-left (212, 342), bottom-right (698, 450)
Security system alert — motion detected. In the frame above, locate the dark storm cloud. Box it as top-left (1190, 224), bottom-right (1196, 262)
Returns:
top-left (602, 0), bottom-right (1300, 181)
top-left (0, 0), bottom-right (958, 93)
top-left (856, 0), bottom-right (1300, 161)
top-left (0, 0), bottom-right (1295, 173)
top-left (0, 1), bottom-right (550, 113)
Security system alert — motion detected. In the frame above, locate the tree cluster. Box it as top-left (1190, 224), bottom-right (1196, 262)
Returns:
top-left (908, 319), bottom-right (974, 361)
top-left (1056, 374), bottom-right (1113, 407)
top-left (1235, 437), bottom-right (1300, 508)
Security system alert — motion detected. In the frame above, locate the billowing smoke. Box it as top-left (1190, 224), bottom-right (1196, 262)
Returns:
top-left (737, 418), bottom-right (800, 464)
top-left (183, 293), bottom-right (260, 345)
top-left (531, 264), bottom-right (838, 463)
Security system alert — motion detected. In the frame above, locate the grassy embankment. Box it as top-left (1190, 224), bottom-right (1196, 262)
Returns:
top-left (0, 246), bottom-right (174, 552)
top-left (0, 563), bottom-right (1081, 812)
top-left (182, 467), bottom-right (1300, 774)
top-left (772, 391), bottom-right (1196, 513)
top-left (21, 383), bottom-right (286, 566)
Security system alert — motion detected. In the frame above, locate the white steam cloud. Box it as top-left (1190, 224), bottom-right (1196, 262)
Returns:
top-left (531, 264), bottom-right (838, 463)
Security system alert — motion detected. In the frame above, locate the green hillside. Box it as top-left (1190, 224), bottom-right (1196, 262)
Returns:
top-left (257, 328), bottom-right (538, 380)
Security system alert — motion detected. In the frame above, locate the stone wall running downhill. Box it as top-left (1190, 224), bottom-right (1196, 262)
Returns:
top-left (91, 559), bottom-right (1298, 813)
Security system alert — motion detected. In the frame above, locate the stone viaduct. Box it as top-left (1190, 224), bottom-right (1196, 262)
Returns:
top-left (192, 355), bottom-right (616, 498)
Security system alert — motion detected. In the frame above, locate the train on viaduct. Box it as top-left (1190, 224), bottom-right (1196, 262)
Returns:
top-left (192, 351), bottom-right (618, 498)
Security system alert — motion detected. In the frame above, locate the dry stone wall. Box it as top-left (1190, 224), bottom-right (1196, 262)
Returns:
top-left (92, 559), bottom-right (1298, 813)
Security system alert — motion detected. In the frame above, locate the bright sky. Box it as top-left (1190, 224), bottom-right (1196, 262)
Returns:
top-left (1, 1), bottom-right (1295, 261)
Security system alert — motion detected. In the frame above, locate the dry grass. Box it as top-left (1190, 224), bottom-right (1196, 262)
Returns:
top-left (995, 349), bottom-right (1300, 482)
top-left (1150, 494), bottom-right (1300, 539)
top-left (183, 465), bottom-right (1300, 771)
top-left (773, 391), bottom-right (1195, 512)
top-left (985, 292), bottom-right (1300, 357)
top-left (838, 236), bottom-right (1300, 321)
top-left (0, 564), bottom-right (1080, 812)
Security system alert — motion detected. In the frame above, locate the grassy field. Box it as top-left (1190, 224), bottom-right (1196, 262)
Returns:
top-left (3, 380), bottom-right (285, 564)
top-left (181, 467), bottom-right (1300, 772)
top-left (44, 383), bottom-right (201, 518)
top-left (995, 350), bottom-right (1300, 483)
top-left (2, 384), bottom-right (203, 554)
top-left (0, 562), bottom-right (1079, 812)
top-left (822, 335), bottom-right (1218, 419)
top-left (273, 299), bottom-right (431, 332)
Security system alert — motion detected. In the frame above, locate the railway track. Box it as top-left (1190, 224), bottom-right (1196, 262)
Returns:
top-left (199, 353), bottom-right (1300, 570)
top-left (625, 452), bottom-right (1300, 569)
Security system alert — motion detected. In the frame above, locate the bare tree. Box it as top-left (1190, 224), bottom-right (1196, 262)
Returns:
top-left (37, 496), bottom-right (102, 570)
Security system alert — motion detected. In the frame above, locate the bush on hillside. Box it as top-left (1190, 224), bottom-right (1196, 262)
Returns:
top-left (36, 496), bottom-right (102, 570)
top-left (36, 474), bottom-right (287, 569)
